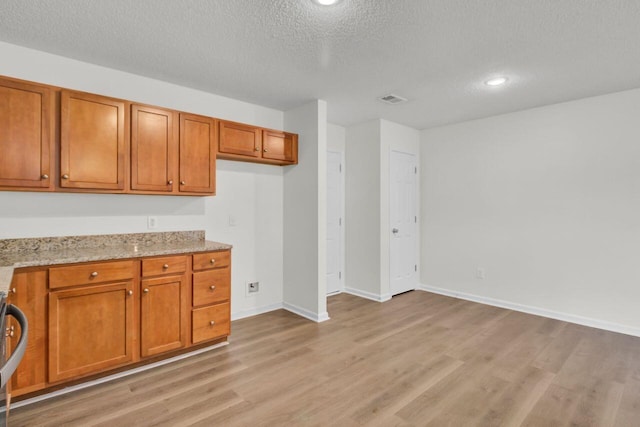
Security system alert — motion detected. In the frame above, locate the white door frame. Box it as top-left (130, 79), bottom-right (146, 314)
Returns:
top-left (389, 149), bottom-right (418, 296)
top-left (327, 149), bottom-right (345, 295)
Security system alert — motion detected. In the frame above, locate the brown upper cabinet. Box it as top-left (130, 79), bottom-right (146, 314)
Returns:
top-left (218, 121), bottom-right (298, 165)
top-left (0, 77), bottom-right (54, 190)
top-left (0, 75), bottom-right (297, 195)
top-left (131, 107), bottom-right (217, 195)
top-left (131, 104), bottom-right (178, 193)
top-left (179, 113), bottom-right (217, 194)
top-left (60, 90), bottom-right (127, 191)
top-left (263, 129), bottom-right (298, 164)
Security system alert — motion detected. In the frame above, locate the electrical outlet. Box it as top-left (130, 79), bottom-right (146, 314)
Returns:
top-left (476, 268), bottom-right (485, 280)
top-left (247, 281), bottom-right (260, 294)
top-left (147, 216), bottom-right (158, 229)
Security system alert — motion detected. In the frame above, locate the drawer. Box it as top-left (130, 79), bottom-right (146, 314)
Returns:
top-left (193, 269), bottom-right (230, 307)
top-left (142, 255), bottom-right (187, 277)
top-left (192, 302), bottom-right (230, 344)
top-left (50, 260), bottom-right (134, 289)
top-left (192, 250), bottom-right (230, 271)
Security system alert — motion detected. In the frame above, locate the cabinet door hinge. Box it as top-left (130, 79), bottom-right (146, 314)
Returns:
top-left (414, 166), bottom-right (417, 174)
top-left (339, 271), bottom-right (342, 279)
top-left (339, 217), bottom-right (342, 226)
top-left (415, 265), bottom-right (417, 272)
top-left (339, 164), bottom-right (342, 173)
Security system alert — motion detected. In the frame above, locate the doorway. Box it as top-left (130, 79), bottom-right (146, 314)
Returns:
top-left (390, 150), bottom-right (418, 296)
top-left (326, 150), bottom-right (344, 295)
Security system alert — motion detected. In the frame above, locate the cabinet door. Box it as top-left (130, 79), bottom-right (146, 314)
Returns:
top-left (60, 90), bottom-right (126, 190)
top-left (179, 113), bottom-right (216, 194)
top-left (0, 78), bottom-right (53, 189)
top-left (219, 121), bottom-right (261, 158)
top-left (140, 275), bottom-right (187, 357)
top-left (49, 281), bottom-right (135, 382)
top-left (131, 104), bottom-right (178, 192)
top-left (262, 130), bottom-right (298, 164)
top-left (7, 269), bottom-right (47, 397)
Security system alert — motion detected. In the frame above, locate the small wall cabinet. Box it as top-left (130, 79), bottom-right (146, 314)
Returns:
top-left (218, 121), bottom-right (298, 165)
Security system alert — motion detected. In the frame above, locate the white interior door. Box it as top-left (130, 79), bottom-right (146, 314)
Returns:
top-left (326, 150), bottom-right (344, 294)
top-left (390, 150), bottom-right (417, 296)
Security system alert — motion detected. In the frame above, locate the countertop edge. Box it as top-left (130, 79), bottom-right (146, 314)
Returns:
top-left (0, 241), bottom-right (232, 295)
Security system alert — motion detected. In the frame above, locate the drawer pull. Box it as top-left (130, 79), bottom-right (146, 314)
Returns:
top-left (209, 320), bottom-right (215, 326)
top-left (41, 174), bottom-right (49, 179)
top-left (143, 288), bottom-right (149, 293)
top-left (180, 180), bottom-right (186, 185)
top-left (210, 285), bottom-right (216, 291)
top-left (210, 259), bottom-right (215, 264)
top-left (90, 271), bottom-right (98, 277)
top-left (254, 147), bottom-right (259, 152)
top-left (10, 288), bottom-right (16, 294)
top-left (128, 290), bottom-right (133, 296)
top-left (62, 174), bottom-right (69, 179)
top-left (163, 264), bottom-right (169, 269)
top-left (168, 180), bottom-right (173, 185)
top-left (263, 149), bottom-right (268, 153)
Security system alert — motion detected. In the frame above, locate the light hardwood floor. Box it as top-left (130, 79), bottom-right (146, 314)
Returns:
top-left (10, 291), bottom-right (640, 426)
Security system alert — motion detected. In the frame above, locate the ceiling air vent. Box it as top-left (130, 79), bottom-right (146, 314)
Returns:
top-left (378, 94), bottom-right (408, 105)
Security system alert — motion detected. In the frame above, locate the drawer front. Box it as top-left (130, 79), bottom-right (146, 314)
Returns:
top-left (142, 255), bottom-right (187, 277)
top-left (50, 260), bottom-right (134, 289)
top-left (193, 268), bottom-right (230, 307)
top-left (192, 303), bottom-right (230, 344)
top-left (193, 250), bottom-right (230, 271)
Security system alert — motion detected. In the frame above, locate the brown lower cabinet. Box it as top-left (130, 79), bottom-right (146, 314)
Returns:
top-left (48, 281), bottom-right (135, 383)
top-left (6, 249), bottom-right (231, 399)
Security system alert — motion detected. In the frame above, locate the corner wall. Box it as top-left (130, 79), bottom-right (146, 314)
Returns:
top-left (283, 100), bottom-right (329, 322)
top-left (421, 87), bottom-right (640, 336)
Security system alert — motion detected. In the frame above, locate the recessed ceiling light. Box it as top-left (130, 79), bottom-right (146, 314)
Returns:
top-left (485, 77), bottom-right (509, 86)
top-left (313, 0), bottom-right (340, 5)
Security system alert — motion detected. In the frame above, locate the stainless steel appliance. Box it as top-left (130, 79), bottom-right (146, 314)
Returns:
top-left (0, 297), bottom-right (28, 427)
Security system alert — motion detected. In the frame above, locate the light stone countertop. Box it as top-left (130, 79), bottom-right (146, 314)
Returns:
top-left (0, 231), bottom-right (232, 295)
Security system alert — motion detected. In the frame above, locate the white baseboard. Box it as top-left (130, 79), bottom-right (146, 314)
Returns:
top-left (418, 284), bottom-right (640, 338)
top-left (283, 301), bottom-right (330, 323)
top-left (231, 302), bottom-right (284, 321)
top-left (344, 287), bottom-right (392, 302)
top-left (9, 341), bottom-right (229, 411)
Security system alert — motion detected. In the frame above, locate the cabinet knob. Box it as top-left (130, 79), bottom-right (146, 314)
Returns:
top-left (163, 264), bottom-right (169, 269)
top-left (210, 259), bottom-right (215, 265)
top-left (210, 285), bottom-right (216, 291)
top-left (90, 271), bottom-right (98, 277)
top-left (62, 174), bottom-right (69, 179)
top-left (254, 147), bottom-right (259, 152)
top-left (209, 320), bottom-right (215, 326)
top-left (143, 288), bottom-right (149, 293)
top-left (263, 149), bottom-right (268, 153)
top-left (41, 174), bottom-right (49, 179)
top-left (128, 290), bottom-right (133, 296)
top-left (180, 180), bottom-right (186, 185)
top-left (168, 180), bottom-right (173, 185)
top-left (10, 288), bottom-right (16, 294)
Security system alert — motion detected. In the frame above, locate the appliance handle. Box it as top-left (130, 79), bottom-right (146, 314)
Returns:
top-left (0, 304), bottom-right (28, 388)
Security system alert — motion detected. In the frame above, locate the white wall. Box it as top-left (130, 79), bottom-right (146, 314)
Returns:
top-left (345, 120), bottom-right (381, 298)
top-left (0, 42), bottom-right (285, 319)
top-left (327, 123), bottom-right (346, 153)
top-left (421, 88), bottom-right (640, 336)
top-left (283, 100), bottom-right (329, 322)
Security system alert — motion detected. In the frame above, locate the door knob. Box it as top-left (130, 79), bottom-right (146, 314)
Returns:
top-left (392, 228), bottom-right (399, 234)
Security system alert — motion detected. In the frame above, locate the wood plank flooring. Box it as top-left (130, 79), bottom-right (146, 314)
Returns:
top-left (10, 291), bottom-right (640, 426)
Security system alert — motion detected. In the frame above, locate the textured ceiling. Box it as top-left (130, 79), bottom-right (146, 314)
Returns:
top-left (1, 1), bottom-right (639, 129)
